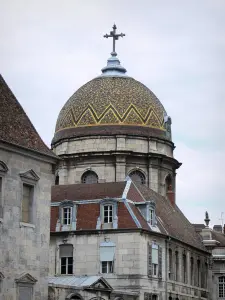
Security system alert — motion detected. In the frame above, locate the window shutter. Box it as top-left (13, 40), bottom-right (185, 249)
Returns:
top-left (148, 243), bottom-right (152, 277)
top-left (59, 244), bottom-right (73, 257)
top-left (19, 286), bottom-right (32, 300)
top-left (100, 241), bottom-right (115, 261)
top-left (158, 246), bottom-right (162, 279)
top-left (22, 185), bottom-right (31, 223)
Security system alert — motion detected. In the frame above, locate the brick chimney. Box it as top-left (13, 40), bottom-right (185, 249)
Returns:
top-left (167, 185), bottom-right (175, 206)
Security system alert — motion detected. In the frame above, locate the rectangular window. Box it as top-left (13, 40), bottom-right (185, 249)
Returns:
top-left (22, 184), bottom-right (33, 223)
top-left (59, 244), bottom-right (73, 275)
top-left (152, 264), bottom-right (158, 276)
top-left (62, 207), bottom-right (72, 225)
top-left (61, 257), bottom-right (73, 274)
top-left (18, 285), bottom-right (33, 300)
top-left (219, 277), bottom-right (225, 298)
top-left (104, 205), bottom-right (113, 223)
top-left (149, 209), bottom-right (154, 225)
top-left (101, 261), bottom-right (113, 273)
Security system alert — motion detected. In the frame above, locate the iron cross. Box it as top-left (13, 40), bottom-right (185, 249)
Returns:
top-left (104, 24), bottom-right (125, 53)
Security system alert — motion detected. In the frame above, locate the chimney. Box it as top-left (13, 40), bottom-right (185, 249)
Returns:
top-left (213, 225), bottom-right (222, 232)
top-left (167, 185), bottom-right (175, 206)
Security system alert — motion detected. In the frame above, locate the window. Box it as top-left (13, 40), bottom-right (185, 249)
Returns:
top-left (190, 257), bottom-right (194, 285)
top-left (175, 251), bottom-right (179, 281)
top-left (197, 259), bottom-right (201, 287)
top-left (100, 241), bottom-right (115, 273)
top-left (62, 207), bottom-right (72, 225)
top-left (59, 244), bottom-right (73, 275)
top-left (219, 276), bottom-right (225, 298)
top-left (18, 285), bottom-right (33, 300)
top-left (101, 261), bottom-right (113, 273)
top-left (22, 184), bottom-right (33, 223)
top-left (182, 253), bottom-right (187, 283)
top-left (104, 205), bottom-right (113, 223)
top-left (55, 174), bottom-right (59, 185)
top-left (149, 208), bottom-right (154, 225)
top-left (152, 244), bottom-right (158, 277)
top-left (81, 171), bottom-right (98, 184)
top-left (165, 174), bottom-right (172, 193)
top-left (129, 170), bottom-right (145, 184)
top-left (169, 248), bottom-right (172, 280)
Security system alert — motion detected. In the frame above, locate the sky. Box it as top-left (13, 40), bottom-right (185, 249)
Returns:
top-left (1, 0), bottom-right (225, 226)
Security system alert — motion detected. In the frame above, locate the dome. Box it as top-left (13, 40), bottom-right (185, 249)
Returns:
top-left (52, 54), bottom-right (171, 146)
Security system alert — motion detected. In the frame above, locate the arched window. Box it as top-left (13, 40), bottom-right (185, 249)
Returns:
top-left (219, 276), bottom-right (225, 298)
top-left (81, 170), bottom-right (98, 184)
top-left (129, 170), bottom-right (145, 184)
top-left (55, 174), bottom-right (59, 185)
top-left (165, 174), bottom-right (172, 193)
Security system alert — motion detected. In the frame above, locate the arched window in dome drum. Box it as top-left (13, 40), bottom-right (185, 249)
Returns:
top-left (81, 170), bottom-right (98, 184)
top-left (129, 170), bottom-right (145, 184)
top-left (165, 174), bottom-right (172, 193)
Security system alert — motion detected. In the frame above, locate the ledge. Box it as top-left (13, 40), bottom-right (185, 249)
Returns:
top-left (20, 222), bottom-right (35, 228)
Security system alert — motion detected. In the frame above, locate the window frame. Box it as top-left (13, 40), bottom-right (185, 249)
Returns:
top-left (0, 161), bottom-right (8, 220)
top-left (103, 204), bottom-right (113, 224)
top-left (21, 183), bottom-right (34, 224)
top-left (101, 261), bottom-right (113, 274)
top-left (59, 244), bottom-right (74, 275)
top-left (99, 199), bottom-right (118, 229)
top-left (62, 206), bottom-right (73, 225)
top-left (81, 170), bottom-right (98, 184)
top-left (128, 169), bottom-right (146, 185)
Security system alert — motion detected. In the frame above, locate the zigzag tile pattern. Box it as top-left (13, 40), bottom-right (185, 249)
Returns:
top-left (56, 77), bottom-right (167, 132)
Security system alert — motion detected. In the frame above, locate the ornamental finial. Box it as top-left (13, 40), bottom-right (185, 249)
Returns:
top-left (104, 24), bottom-right (125, 54)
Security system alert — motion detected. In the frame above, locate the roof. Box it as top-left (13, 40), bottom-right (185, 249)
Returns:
top-left (135, 183), bottom-right (206, 251)
top-left (211, 231), bottom-right (225, 247)
top-left (52, 76), bottom-right (170, 146)
top-left (0, 74), bottom-right (56, 158)
top-left (48, 275), bottom-right (112, 289)
top-left (50, 180), bottom-right (207, 252)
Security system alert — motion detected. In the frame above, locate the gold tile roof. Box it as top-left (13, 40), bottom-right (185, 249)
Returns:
top-left (55, 76), bottom-right (167, 135)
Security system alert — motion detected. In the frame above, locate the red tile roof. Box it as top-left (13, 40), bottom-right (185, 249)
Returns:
top-left (0, 74), bottom-right (56, 157)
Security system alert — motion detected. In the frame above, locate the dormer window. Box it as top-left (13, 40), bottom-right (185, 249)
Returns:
top-left (57, 200), bottom-right (77, 231)
top-left (104, 205), bottom-right (113, 223)
top-left (98, 199), bottom-right (118, 229)
top-left (149, 208), bottom-right (154, 226)
top-left (62, 207), bottom-right (72, 225)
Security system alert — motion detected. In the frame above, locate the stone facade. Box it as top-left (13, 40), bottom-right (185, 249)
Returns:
top-left (49, 230), bottom-right (210, 300)
top-left (53, 135), bottom-right (180, 197)
top-left (0, 143), bottom-right (56, 300)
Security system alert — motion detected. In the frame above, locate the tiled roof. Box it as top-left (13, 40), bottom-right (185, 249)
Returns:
top-left (50, 180), bottom-right (207, 252)
top-left (0, 74), bottom-right (56, 158)
top-left (135, 183), bottom-right (206, 251)
top-left (211, 231), bottom-right (225, 247)
top-left (51, 182), bottom-right (126, 202)
top-left (53, 76), bottom-right (169, 146)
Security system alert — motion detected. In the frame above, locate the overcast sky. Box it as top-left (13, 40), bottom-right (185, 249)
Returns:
top-left (1, 0), bottom-right (225, 226)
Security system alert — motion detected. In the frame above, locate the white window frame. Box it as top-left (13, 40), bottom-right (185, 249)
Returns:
top-left (149, 208), bottom-right (154, 225)
top-left (219, 276), bottom-right (225, 298)
top-left (60, 256), bottom-right (73, 275)
top-left (103, 205), bottom-right (113, 224)
top-left (62, 206), bottom-right (72, 225)
top-left (101, 261), bottom-right (113, 274)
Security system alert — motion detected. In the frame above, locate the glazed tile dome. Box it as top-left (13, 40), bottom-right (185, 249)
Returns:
top-left (52, 54), bottom-right (171, 145)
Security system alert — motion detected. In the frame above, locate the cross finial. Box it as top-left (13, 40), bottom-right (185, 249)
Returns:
top-left (104, 24), bottom-right (125, 54)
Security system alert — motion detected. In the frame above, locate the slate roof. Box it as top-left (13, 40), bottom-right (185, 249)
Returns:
top-left (51, 180), bottom-right (207, 252)
top-left (0, 74), bottom-right (55, 158)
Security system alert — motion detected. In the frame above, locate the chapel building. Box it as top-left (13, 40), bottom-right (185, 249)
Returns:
top-left (48, 26), bottom-right (212, 300)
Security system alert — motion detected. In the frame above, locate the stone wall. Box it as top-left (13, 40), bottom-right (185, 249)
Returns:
top-left (54, 135), bottom-right (178, 197)
top-left (49, 231), bottom-right (209, 300)
top-left (0, 144), bottom-right (55, 300)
